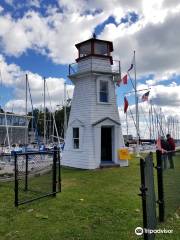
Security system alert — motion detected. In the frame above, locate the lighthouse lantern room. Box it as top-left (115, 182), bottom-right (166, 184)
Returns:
top-left (62, 36), bottom-right (128, 169)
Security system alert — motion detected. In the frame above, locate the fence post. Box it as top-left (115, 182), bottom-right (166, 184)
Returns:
top-left (14, 153), bottom-right (18, 207)
top-left (139, 158), bottom-right (148, 240)
top-left (25, 154), bottom-right (28, 191)
top-left (52, 146), bottom-right (57, 196)
top-left (156, 150), bottom-right (165, 222)
top-left (58, 148), bottom-right (61, 192)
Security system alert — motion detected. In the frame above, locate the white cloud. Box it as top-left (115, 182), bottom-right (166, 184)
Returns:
top-left (0, 54), bottom-right (22, 86)
top-left (137, 82), bottom-right (180, 108)
top-left (28, 0), bottom-right (41, 8)
top-left (0, 0), bottom-right (179, 75)
top-left (99, 1), bottom-right (180, 81)
top-left (0, 5), bottom-right (4, 13)
top-left (0, 54), bottom-right (73, 114)
top-left (5, 0), bottom-right (14, 6)
top-left (0, 0), bottom-right (180, 137)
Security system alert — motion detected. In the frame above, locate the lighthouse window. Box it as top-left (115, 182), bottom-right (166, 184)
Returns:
top-left (95, 42), bottom-right (108, 56)
top-left (100, 81), bottom-right (108, 102)
top-left (79, 42), bottom-right (91, 57)
top-left (73, 128), bottom-right (79, 149)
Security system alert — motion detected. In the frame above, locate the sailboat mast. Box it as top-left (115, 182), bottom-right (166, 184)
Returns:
top-left (25, 74), bottom-right (28, 146)
top-left (134, 50), bottom-right (139, 154)
top-left (149, 107), bottom-right (151, 140)
top-left (4, 110), bottom-right (10, 150)
top-left (151, 102), bottom-right (155, 141)
top-left (64, 82), bottom-right (67, 138)
top-left (44, 77), bottom-right (46, 144)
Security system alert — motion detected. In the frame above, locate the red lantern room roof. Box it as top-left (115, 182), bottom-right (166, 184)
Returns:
top-left (75, 37), bottom-right (114, 64)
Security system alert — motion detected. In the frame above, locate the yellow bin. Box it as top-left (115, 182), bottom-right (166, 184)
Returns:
top-left (118, 148), bottom-right (131, 160)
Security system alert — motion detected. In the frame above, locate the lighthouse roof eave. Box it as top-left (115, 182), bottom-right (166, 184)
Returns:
top-left (75, 38), bottom-right (113, 52)
top-left (92, 117), bottom-right (121, 127)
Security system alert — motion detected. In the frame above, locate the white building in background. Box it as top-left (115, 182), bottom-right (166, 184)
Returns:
top-left (62, 36), bottom-right (128, 169)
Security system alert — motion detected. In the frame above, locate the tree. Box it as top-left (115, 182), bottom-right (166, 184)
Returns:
top-left (28, 106), bottom-right (71, 141)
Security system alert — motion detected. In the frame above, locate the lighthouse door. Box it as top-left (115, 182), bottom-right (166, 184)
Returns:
top-left (101, 127), bottom-right (112, 162)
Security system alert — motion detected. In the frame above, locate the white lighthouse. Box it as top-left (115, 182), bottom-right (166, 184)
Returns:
top-left (62, 36), bottom-right (128, 169)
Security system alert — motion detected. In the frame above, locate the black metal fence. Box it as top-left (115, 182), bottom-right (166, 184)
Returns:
top-left (156, 149), bottom-right (180, 221)
top-left (139, 149), bottom-right (180, 239)
top-left (139, 153), bottom-right (156, 240)
top-left (14, 147), bottom-right (61, 206)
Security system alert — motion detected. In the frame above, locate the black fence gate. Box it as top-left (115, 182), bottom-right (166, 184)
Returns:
top-left (14, 147), bottom-right (61, 206)
top-left (139, 152), bottom-right (157, 240)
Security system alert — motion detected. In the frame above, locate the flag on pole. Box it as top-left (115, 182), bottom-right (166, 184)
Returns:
top-left (124, 97), bottom-right (129, 113)
top-left (127, 52), bottom-right (135, 72)
top-left (122, 74), bottom-right (128, 84)
top-left (142, 91), bottom-right (150, 101)
top-left (116, 76), bottom-right (122, 87)
top-left (128, 63), bottom-right (133, 72)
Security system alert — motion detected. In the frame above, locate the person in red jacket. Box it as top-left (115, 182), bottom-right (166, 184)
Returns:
top-left (166, 134), bottom-right (176, 169)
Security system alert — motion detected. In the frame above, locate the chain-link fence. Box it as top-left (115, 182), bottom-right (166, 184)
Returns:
top-left (14, 147), bottom-right (61, 206)
top-left (0, 154), bottom-right (14, 182)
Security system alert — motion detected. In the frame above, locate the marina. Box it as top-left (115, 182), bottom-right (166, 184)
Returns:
top-left (0, 1), bottom-right (180, 239)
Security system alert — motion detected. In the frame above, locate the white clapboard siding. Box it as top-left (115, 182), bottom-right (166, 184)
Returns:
top-left (62, 57), bottom-right (128, 169)
top-left (78, 57), bottom-right (112, 73)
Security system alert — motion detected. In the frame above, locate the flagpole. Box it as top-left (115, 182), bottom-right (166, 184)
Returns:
top-left (64, 81), bottom-right (67, 138)
top-left (149, 107), bottom-right (151, 140)
top-left (126, 111), bottom-right (128, 136)
top-left (150, 100), bottom-right (155, 141)
top-left (134, 50), bottom-right (140, 156)
top-left (43, 77), bottom-right (46, 145)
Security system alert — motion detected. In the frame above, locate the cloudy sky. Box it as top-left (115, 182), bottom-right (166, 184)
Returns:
top-left (0, 0), bottom-right (180, 137)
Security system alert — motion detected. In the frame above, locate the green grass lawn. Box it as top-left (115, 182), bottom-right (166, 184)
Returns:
top-left (0, 156), bottom-right (179, 240)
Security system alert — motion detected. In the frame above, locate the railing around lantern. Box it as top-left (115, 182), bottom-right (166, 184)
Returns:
top-left (68, 58), bottom-right (121, 76)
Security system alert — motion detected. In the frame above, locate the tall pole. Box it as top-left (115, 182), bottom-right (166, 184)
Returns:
top-left (167, 117), bottom-right (169, 134)
top-left (171, 117), bottom-right (173, 135)
top-left (4, 110), bottom-right (10, 150)
top-left (134, 50), bottom-right (140, 155)
top-left (175, 118), bottom-right (177, 140)
top-left (156, 112), bottom-right (159, 138)
top-left (44, 77), bottom-right (46, 144)
top-left (160, 108), bottom-right (163, 136)
top-left (52, 112), bottom-right (54, 141)
top-left (149, 108), bottom-right (151, 140)
top-left (153, 106), bottom-right (158, 139)
top-left (64, 82), bottom-right (67, 138)
top-left (126, 111), bottom-right (128, 136)
top-left (25, 74), bottom-right (28, 147)
top-left (150, 101), bottom-right (155, 141)
top-left (173, 117), bottom-right (175, 138)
